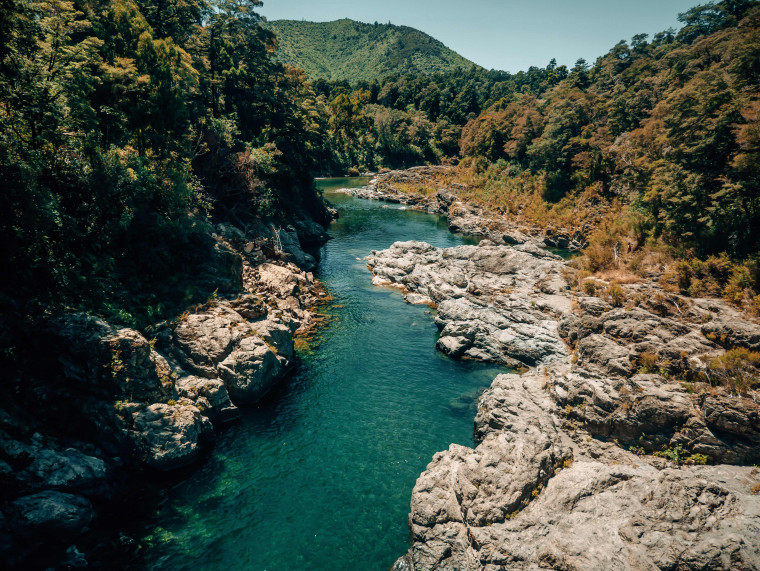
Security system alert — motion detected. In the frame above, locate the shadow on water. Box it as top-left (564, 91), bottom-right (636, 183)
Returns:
top-left (138, 178), bottom-right (506, 571)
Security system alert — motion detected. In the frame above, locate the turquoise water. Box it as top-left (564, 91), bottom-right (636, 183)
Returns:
top-left (140, 178), bottom-right (505, 570)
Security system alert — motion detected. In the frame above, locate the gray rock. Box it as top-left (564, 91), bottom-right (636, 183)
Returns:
top-left (395, 370), bottom-right (760, 570)
top-left (217, 333), bottom-right (291, 404)
top-left (10, 491), bottom-right (93, 541)
top-left (175, 376), bottom-right (240, 422)
top-left (126, 402), bottom-right (211, 471)
top-left (171, 299), bottom-right (296, 406)
top-left (26, 447), bottom-right (109, 493)
top-left (368, 240), bottom-right (570, 367)
top-left (377, 235), bottom-right (760, 570)
top-left (702, 315), bottom-right (760, 351)
top-left (577, 333), bottom-right (633, 376)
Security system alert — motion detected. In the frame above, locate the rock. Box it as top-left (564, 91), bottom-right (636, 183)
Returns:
top-left (501, 230), bottom-right (530, 245)
top-left (217, 333), bottom-right (290, 404)
top-left (0, 432), bottom-right (112, 500)
top-left (256, 263), bottom-right (302, 298)
top-left (276, 228), bottom-right (316, 270)
top-left (395, 370), bottom-right (760, 570)
top-left (1, 215), bottom-right (323, 568)
top-left (702, 315), bottom-right (760, 351)
top-left (368, 240), bottom-right (570, 367)
top-left (292, 218), bottom-right (329, 245)
top-left (577, 333), bottom-right (633, 376)
top-left (172, 298), bottom-right (296, 406)
top-left (25, 447), bottom-right (109, 494)
top-left (175, 376), bottom-right (239, 422)
top-left (126, 402), bottom-right (211, 471)
top-left (373, 215), bottom-right (760, 569)
top-left (62, 545), bottom-right (88, 568)
top-left (46, 313), bottom-right (169, 401)
top-left (10, 491), bottom-right (93, 542)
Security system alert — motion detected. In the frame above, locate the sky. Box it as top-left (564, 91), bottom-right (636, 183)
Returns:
top-left (258, 0), bottom-right (701, 72)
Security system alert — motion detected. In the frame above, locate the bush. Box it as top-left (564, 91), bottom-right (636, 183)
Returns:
top-left (636, 352), bottom-right (659, 373)
top-left (708, 348), bottom-right (760, 394)
top-left (582, 279), bottom-right (597, 295)
top-left (607, 283), bottom-right (625, 307)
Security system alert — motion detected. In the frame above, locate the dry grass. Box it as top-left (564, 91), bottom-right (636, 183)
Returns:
top-left (595, 269), bottom-right (641, 284)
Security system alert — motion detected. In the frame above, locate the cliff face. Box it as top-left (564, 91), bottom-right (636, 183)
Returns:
top-left (0, 219), bottom-right (330, 568)
top-left (367, 237), bottom-right (760, 570)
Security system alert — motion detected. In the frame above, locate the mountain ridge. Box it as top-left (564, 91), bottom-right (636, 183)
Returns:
top-left (265, 18), bottom-right (480, 82)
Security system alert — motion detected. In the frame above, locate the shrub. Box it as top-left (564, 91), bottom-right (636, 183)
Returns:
top-left (636, 352), bottom-right (659, 373)
top-left (708, 348), bottom-right (760, 394)
top-left (607, 283), bottom-right (625, 307)
top-left (674, 260), bottom-right (693, 293)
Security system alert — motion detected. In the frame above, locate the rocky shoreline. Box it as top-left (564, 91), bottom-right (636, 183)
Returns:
top-left (352, 163), bottom-right (760, 570)
top-left (338, 166), bottom-right (587, 251)
top-left (368, 238), bottom-right (760, 570)
top-left (0, 219), bottom-right (331, 568)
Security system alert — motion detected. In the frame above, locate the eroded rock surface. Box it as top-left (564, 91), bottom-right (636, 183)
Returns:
top-left (372, 238), bottom-right (760, 570)
top-left (395, 370), bottom-right (760, 571)
top-left (368, 240), bottom-right (570, 367)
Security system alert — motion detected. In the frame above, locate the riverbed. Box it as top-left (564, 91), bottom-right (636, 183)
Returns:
top-left (139, 177), bottom-right (505, 570)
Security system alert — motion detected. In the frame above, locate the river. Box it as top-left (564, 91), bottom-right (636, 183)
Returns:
top-left (140, 177), bottom-right (506, 570)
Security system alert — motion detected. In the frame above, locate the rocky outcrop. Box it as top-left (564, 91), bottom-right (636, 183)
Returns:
top-left (339, 166), bottom-right (587, 250)
top-left (394, 370), bottom-right (760, 571)
top-left (374, 239), bottom-right (760, 570)
top-left (367, 240), bottom-right (570, 367)
top-left (1, 217), bottom-right (330, 568)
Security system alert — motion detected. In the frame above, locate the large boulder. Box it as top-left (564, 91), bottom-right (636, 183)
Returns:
top-left (10, 491), bottom-right (93, 542)
top-left (368, 240), bottom-right (570, 367)
top-left (123, 402), bottom-right (211, 471)
top-left (171, 301), bottom-right (296, 406)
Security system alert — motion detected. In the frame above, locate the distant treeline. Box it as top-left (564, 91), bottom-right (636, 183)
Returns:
top-left (1, 0), bottom-right (759, 331)
top-left (315, 0), bottom-right (760, 260)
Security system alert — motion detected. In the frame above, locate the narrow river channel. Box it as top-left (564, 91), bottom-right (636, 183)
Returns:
top-left (140, 178), bottom-right (506, 570)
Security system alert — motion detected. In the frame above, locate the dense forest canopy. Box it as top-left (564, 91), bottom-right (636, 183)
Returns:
top-left (311, 0), bottom-right (760, 263)
top-left (0, 0), bottom-right (330, 327)
top-left (1, 0), bottom-right (759, 331)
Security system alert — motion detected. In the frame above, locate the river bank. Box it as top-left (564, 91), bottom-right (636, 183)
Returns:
top-left (337, 166), bottom-right (588, 251)
top-left (0, 215), bottom-right (332, 568)
top-left (352, 168), bottom-right (760, 569)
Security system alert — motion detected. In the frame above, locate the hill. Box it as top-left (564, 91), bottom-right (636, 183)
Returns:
top-left (265, 19), bottom-right (479, 81)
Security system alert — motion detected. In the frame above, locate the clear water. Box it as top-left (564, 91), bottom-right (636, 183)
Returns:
top-left (140, 178), bottom-right (505, 570)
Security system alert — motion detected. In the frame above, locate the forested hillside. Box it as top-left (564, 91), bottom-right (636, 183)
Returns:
top-left (312, 0), bottom-right (760, 308)
top-left (2, 0), bottom-right (759, 324)
top-left (0, 0), bottom-right (329, 330)
top-left (265, 19), bottom-right (477, 82)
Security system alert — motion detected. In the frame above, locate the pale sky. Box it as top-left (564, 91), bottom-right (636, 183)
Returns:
top-left (259, 0), bottom-right (700, 72)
